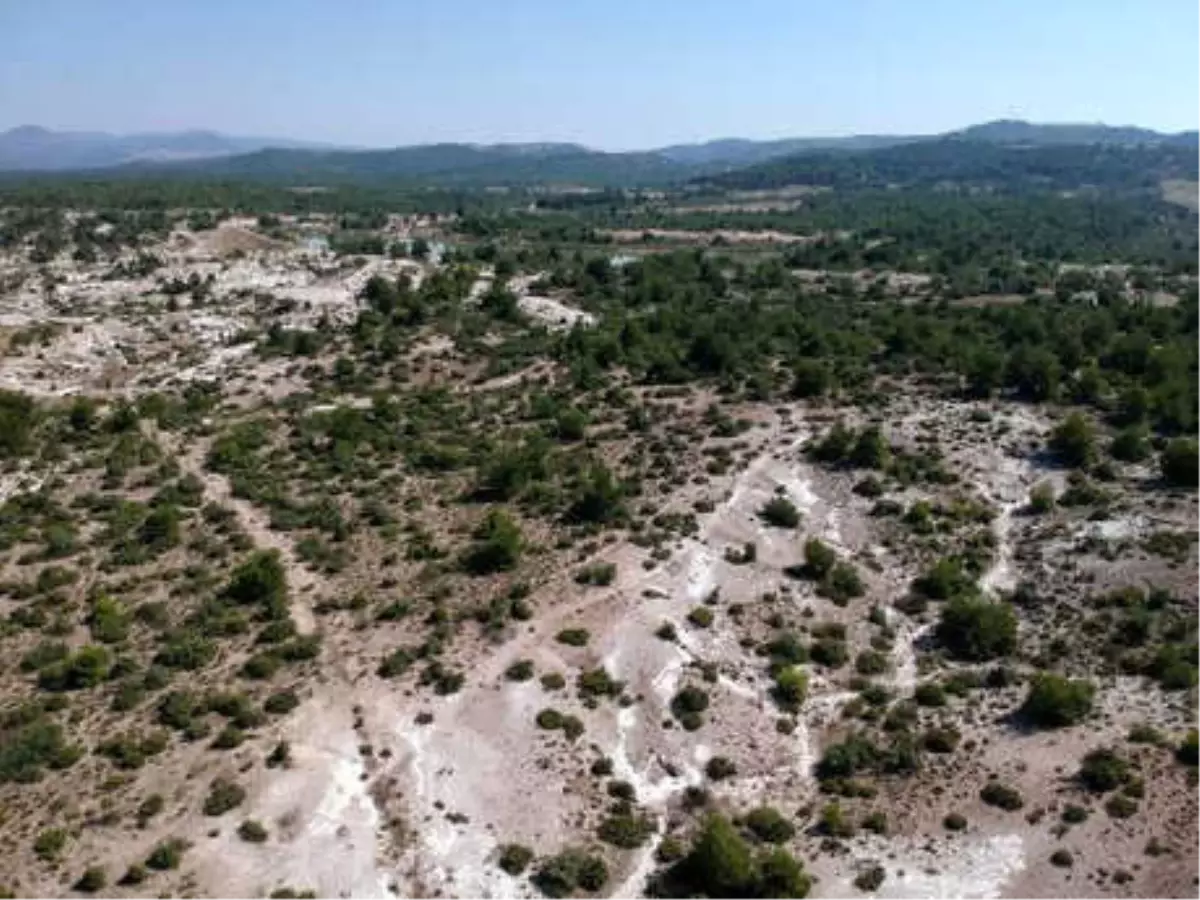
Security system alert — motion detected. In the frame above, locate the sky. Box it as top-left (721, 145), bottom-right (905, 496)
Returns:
top-left (1, 0), bottom-right (1197, 150)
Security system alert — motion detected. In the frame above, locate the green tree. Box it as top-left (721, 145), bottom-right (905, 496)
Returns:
top-left (1020, 674), bottom-right (1096, 728)
top-left (1049, 412), bottom-right (1096, 468)
top-left (935, 597), bottom-right (1018, 661)
top-left (1160, 438), bottom-right (1198, 488)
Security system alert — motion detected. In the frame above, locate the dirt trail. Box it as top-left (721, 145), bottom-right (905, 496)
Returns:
top-left (148, 424), bottom-right (320, 633)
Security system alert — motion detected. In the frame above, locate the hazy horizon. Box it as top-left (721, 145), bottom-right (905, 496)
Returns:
top-left (3, 0), bottom-right (1196, 151)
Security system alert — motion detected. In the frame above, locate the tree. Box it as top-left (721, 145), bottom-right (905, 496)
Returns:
top-left (1020, 673), bottom-right (1096, 728)
top-left (791, 360), bottom-right (832, 399)
top-left (1049, 412), bottom-right (1096, 468)
top-left (935, 596), bottom-right (1018, 661)
top-left (1160, 438), bottom-right (1198, 488)
top-left (670, 814), bottom-right (755, 897)
top-left (1109, 427), bottom-right (1150, 463)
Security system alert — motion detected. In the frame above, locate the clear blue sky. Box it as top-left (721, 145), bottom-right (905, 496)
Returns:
top-left (2, 0), bottom-right (1196, 149)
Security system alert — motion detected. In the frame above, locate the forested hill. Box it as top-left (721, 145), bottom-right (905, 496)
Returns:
top-left (89, 144), bottom-right (701, 188)
top-left (696, 138), bottom-right (1200, 193)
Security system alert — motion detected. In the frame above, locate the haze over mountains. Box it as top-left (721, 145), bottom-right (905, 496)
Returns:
top-left (1, 120), bottom-right (1195, 189)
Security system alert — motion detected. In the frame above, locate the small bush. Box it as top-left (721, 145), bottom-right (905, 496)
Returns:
top-left (759, 496), bottom-right (800, 529)
top-left (1177, 729), bottom-right (1199, 766)
top-left (980, 782), bottom-right (1024, 811)
top-left (1061, 804), bottom-right (1089, 824)
top-left (854, 865), bottom-right (886, 892)
top-left (687, 607), bottom-right (714, 628)
top-left (770, 667), bottom-right (808, 713)
top-left (34, 828), bottom-right (68, 861)
top-left (74, 867), bottom-right (107, 893)
top-left (943, 812), bottom-right (967, 831)
top-left (533, 848), bottom-right (608, 897)
top-left (744, 806), bottom-right (795, 843)
top-left (505, 660), bottom-right (535, 682)
top-left (498, 843), bottom-right (534, 876)
top-left (597, 812), bottom-right (656, 848)
top-left (803, 538), bottom-right (836, 579)
top-left (1078, 748), bottom-right (1130, 793)
top-left (145, 838), bottom-right (189, 871)
top-left (1105, 794), bottom-right (1139, 819)
top-left (1049, 849), bottom-right (1074, 868)
top-left (202, 778), bottom-right (246, 816)
top-left (705, 756), bottom-right (738, 781)
top-left (555, 628), bottom-right (589, 647)
top-left (238, 819), bottom-right (268, 843)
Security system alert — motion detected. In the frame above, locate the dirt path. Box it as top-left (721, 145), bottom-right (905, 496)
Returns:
top-left (147, 423), bottom-right (320, 633)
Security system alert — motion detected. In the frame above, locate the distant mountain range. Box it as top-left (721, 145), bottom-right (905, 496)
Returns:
top-left (0, 125), bottom-right (331, 171)
top-left (0, 120), bottom-right (1195, 188)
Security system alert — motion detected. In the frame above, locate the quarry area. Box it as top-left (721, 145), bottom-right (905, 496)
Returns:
top-left (0, 207), bottom-right (1195, 900)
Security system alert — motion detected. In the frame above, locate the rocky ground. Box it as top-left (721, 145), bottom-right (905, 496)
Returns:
top-left (0, 215), bottom-right (1195, 900)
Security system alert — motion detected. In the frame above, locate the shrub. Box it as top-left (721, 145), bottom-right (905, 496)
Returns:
top-left (33, 828), bottom-right (68, 861)
top-left (1061, 804), bottom-right (1089, 824)
top-left (671, 686), bottom-right (710, 724)
top-left (1028, 482), bottom-right (1056, 513)
top-left (533, 848), bottom-right (608, 897)
top-left (854, 865), bottom-right (886, 892)
top-left (0, 718), bottom-right (82, 784)
top-left (37, 645), bottom-right (111, 691)
top-left (577, 667), bottom-right (623, 700)
top-left (913, 557), bottom-right (975, 602)
top-left (238, 820), bottom-right (268, 843)
top-left (936, 597), bottom-right (1017, 661)
top-left (855, 651), bottom-right (888, 676)
top-left (980, 782), bottom-right (1024, 811)
top-left (1049, 849), bottom-right (1074, 868)
top-left (536, 709), bottom-right (564, 730)
top-left (74, 866), bottom-right (107, 892)
top-left (1105, 794), bottom-right (1139, 819)
top-left (1177, 729), bottom-right (1199, 766)
top-left (145, 838), bottom-right (189, 871)
top-left (803, 538), bottom-right (836, 579)
top-left (922, 727), bottom-right (961, 754)
top-left (118, 864), bottom-right (148, 886)
top-left (1049, 412), bottom-right (1096, 468)
top-left (744, 806), bottom-right (795, 843)
top-left (575, 562), bottom-right (616, 586)
top-left (819, 562), bottom-right (865, 605)
top-left (705, 756), bottom-right (738, 781)
top-left (861, 811), bottom-right (888, 835)
top-left (759, 496), bottom-right (800, 529)
top-left (914, 682), bottom-right (946, 707)
top-left (771, 667), bottom-right (808, 713)
top-left (463, 509), bottom-right (524, 575)
top-left (555, 628), bottom-right (589, 647)
top-left (377, 647), bottom-right (415, 679)
top-left (819, 802), bottom-right (856, 838)
top-left (505, 660), bottom-right (535, 682)
top-left (137, 794), bottom-right (165, 827)
top-left (597, 811), bottom-right (656, 848)
top-left (1110, 427), bottom-right (1150, 463)
top-left (1078, 748), bottom-right (1130, 792)
top-left (498, 843), bottom-right (534, 876)
top-left (202, 778), bottom-right (246, 816)
top-left (224, 550), bottom-right (289, 620)
top-left (1160, 438), bottom-right (1198, 488)
top-left (687, 607), bottom-right (714, 628)
top-left (943, 812), bottom-right (967, 831)
top-left (264, 690), bottom-right (300, 715)
top-left (1020, 674), bottom-right (1095, 728)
